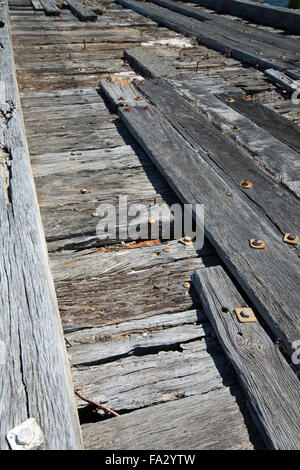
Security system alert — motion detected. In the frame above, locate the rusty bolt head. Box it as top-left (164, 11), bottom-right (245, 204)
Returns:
top-left (240, 309), bottom-right (250, 318)
top-left (239, 180), bottom-right (253, 189)
top-left (143, 105), bottom-right (151, 111)
top-left (135, 96), bottom-right (143, 101)
top-left (123, 107), bottom-right (132, 112)
top-left (283, 233), bottom-right (299, 245)
top-left (250, 238), bottom-right (266, 249)
top-left (225, 98), bottom-right (235, 103)
top-left (243, 95), bottom-right (252, 101)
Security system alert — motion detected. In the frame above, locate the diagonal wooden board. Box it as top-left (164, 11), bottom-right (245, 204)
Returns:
top-left (134, 79), bottom-right (300, 235)
top-left (100, 79), bottom-right (300, 363)
top-left (168, 77), bottom-right (300, 197)
top-left (65, 0), bottom-right (98, 22)
top-left (152, 0), bottom-right (300, 55)
top-left (39, 0), bottom-right (60, 15)
top-left (116, 0), bottom-right (297, 73)
top-left (192, 265), bottom-right (300, 450)
top-left (192, 0), bottom-right (300, 35)
top-left (0, 1), bottom-right (82, 449)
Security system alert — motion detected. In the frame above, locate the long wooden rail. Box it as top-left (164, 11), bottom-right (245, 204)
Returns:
top-left (0, 0), bottom-right (82, 449)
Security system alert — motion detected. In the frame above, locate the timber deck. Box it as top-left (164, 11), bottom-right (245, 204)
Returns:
top-left (1, 0), bottom-right (299, 450)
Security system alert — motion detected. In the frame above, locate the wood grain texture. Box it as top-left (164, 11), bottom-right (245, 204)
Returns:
top-left (0, 1), bottom-right (82, 449)
top-left (40, 0), bottom-right (60, 15)
top-left (152, 0), bottom-right (300, 54)
top-left (170, 78), bottom-right (300, 197)
top-left (136, 79), bottom-right (300, 235)
top-left (81, 385), bottom-right (256, 450)
top-left (219, 92), bottom-right (300, 157)
top-left (192, 266), bottom-right (300, 450)
top-left (265, 69), bottom-right (300, 94)
top-left (65, 0), bottom-right (97, 22)
top-left (100, 80), bottom-right (300, 363)
top-left (124, 46), bottom-right (178, 78)
top-left (193, 0), bottom-right (300, 35)
top-left (116, 0), bottom-right (296, 72)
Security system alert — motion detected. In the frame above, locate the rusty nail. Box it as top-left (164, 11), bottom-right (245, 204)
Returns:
top-left (163, 247), bottom-right (171, 253)
top-left (135, 96), bottom-right (143, 101)
top-left (123, 107), bottom-right (132, 112)
top-left (225, 98), bottom-right (235, 103)
top-left (183, 282), bottom-right (190, 288)
top-left (143, 105), bottom-right (151, 110)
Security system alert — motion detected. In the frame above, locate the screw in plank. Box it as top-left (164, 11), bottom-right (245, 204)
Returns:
top-left (249, 238), bottom-right (266, 249)
top-left (283, 233), bottom-right (299, 245)
top-left (239, 180), bottom-right (253, 189)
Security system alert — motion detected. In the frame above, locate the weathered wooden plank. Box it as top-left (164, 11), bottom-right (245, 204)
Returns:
top-left (170, 78), bottom-right (300, 196)
top-left (54, 240), bottom-right (216, 327)
top-left (116, 0), bottom-right (295, 72)
top-left (40, 0), bottom-right (60, 15)
top-left (152, 0), bottom-right (300, 55)
top-left (192, 266), bottom-right (300, 450)
top-left (219, 92), bottom-right (300, 156)
top-left (100, 80), bottom-right (300, 362)
top-left (124, 46), bottom-right (178, 78)
top-left (65, 0), bottom-right (97, 21)
top-left (193, 0), bottom-right (300, 35)
top-left (81, 386), bottom-right (257, 450)
top-left (265, 69), bottom-right (300, 94)
top-left (136, 79), bottom-right (300, 234)
top-left (0, 1), bottom-right (82, 449)
top-left (73, 337), bottom-right (233, 412)
top-left (31, 0), bottom-right (44, 10)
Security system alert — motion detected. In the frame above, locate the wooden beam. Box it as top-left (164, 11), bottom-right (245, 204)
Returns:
top-left (192, 266), bottom-right (300, 450)
top-left (218, 92), bottom-right (300, 156)
top-left (116, 0), bottom-right (296, 73)
top-left (169, 78), bottom-right (300, 197)
top-left (0, 1), bottom-right (82, 449)
top-left (193, 0), bottom-right (300, 35)
top-left (135, 79), bottom-right (300, 235)
top-left (39, 0), bottom-right (60, 15)
top-left (100, 80), bottom-right (300, 363)
top-left (265, 69), bottom-right (300, 94)
top-left (31, 0), bottom-right (44, 11)
top-left (65, 0), bottom-right (97, 22)
top-left (81, 385), bottom-right (257, 450)
top-left (124, 46), bottom-right (178, 79)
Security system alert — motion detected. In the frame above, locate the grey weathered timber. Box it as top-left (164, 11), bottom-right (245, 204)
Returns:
top-left (68, 322), bottom-right (212, 366)
top-left (124, 46), bottom-right (178, 78)
top-left (54, 240), bottom-right (216, 328)
top-left (192, 266), bottom-right (300, 450)
top-left (40, 0), bottom-right (60, 15)
top-left (219, 92), bottom-right (300, 157)
top-left (31, 0), bottom-right (43, 10)
top-left (116, 0), bottom-right (296, 73)
top-left (170, 78), bottom-right (300, 197)
top-left (100, 80), bottom-right (300, 361)
top-left (135, 79), bottom-right (300, 234)
top-left (265, 69), bottom-right (300, 94)
top-left (65, 0), bottom-right (97, 21)
top-left (193, 0), bottom-right (300, 35)
top-left (0, 1), bottom-right (82, 449)
top-left (152, 0), bottom-right (300, 55)
top-left (81, 386), bottom-right (256, 450)
top-left (73, 337), bottom-right (233, 412)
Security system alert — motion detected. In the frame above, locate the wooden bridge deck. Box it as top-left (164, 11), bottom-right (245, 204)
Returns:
top-left (1, 0), bottom-right (299, 450)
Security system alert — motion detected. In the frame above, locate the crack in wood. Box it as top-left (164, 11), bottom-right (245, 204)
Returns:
top-left (0, 146), bottom-right (12, 203)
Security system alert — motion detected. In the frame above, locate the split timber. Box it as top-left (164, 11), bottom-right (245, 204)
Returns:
top-left (1, 0), bottom-right (299, 450)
